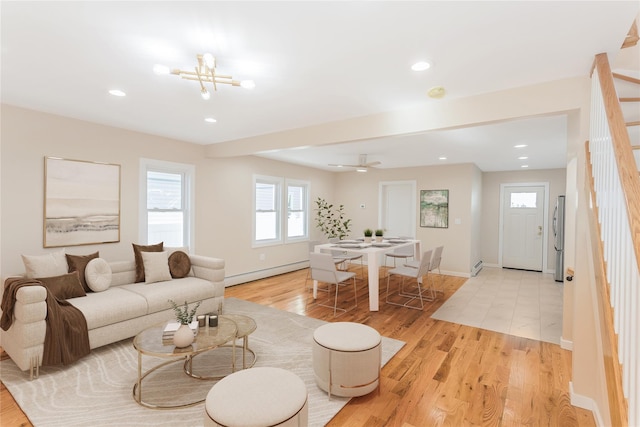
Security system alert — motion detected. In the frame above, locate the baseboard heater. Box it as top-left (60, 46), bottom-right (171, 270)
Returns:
top-left (225, 261), bottom-right (308, 287)
top-left (471, 260), bottom-right (483, 276)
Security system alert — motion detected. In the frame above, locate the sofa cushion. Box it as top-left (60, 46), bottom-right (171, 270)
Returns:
top-left (119, 277), bottom-right (217, 314)
top-left (36, 271), bottom-right (86, 300)
top-left (85, 258), bottom-right (112, 292)
top-left (168, 251), bottom-right (191, 278)
top-left (22, 250), bottom-right (67, 279)
top-left (66, 252), bottom-right (99, 292)
top-left (68, 287), bottom-right (149, 330)
top-left (141, 251), bottom-right (172, 284)
top-left (132, 242), bottom-right (163, 283)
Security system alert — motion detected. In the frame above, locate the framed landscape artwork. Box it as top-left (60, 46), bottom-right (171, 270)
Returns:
top-left (420, 189), bottom-right (449, 228)
top-left (44, 157), bottom-right (121, 247)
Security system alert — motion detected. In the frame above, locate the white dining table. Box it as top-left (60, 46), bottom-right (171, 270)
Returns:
top-left (313, 239), bottom-right (422, 311)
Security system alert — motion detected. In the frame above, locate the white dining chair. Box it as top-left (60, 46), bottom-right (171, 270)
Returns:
top-left (306, 252), bottom-right (358, 317)
top-left (405, 245), bottom-right (444, 296)
top-left (386, 249), bottom-right (433, 310)
top-left (328, 238), bottom-right (365, 279)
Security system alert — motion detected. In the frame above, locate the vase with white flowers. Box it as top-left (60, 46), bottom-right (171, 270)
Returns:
top-left (168, 299), bottom-right (201, 347)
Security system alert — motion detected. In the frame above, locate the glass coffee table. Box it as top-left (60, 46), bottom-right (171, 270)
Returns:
top-left (222, 314), bottom-right (257, 371)
top-left (133, 316), bottom-right (237, 409)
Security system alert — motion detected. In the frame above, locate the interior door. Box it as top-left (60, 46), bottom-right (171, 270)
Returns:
top-left (501, 185), bottom-right (545, 271)
top-left (379, 181), bottom-right (416, 238)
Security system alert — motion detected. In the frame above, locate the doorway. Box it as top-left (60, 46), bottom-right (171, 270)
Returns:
top-left (499, 183), bottom-right (548, 271)
top-left (379, 181), bottom-right (416, 238)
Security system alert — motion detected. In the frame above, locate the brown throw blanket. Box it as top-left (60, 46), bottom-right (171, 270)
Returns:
top-left (1, 278), bottom-right (90, 366)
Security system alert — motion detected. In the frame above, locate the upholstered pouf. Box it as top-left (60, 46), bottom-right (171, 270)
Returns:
top-left (312, 322), bottom-right (382, 398)
top-left (204, 367), bottom-right (308, 427)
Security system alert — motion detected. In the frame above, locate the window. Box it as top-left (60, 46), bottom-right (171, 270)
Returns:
top-left (286, 180), bottom-right (308, 241)
top-left (140, 159), bottom-right (194, 248)
top-left (254, 176), bottom-right (281, 243)
top-left (510, 192), bottom-right (537, 208)
top-left (253, 175), bottom-right (309, 246)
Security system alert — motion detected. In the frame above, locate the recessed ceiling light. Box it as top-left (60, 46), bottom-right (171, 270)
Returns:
top-left (109, 89), bottom-right (126, 97)
top-left (153, 64), bottom-right (170, 75)
top-left (514, 144), bottom-right (527, 148)
top-left (356, 168), bottom-right (368, 173)
top-left (204, 117), bottom-right (217, 123)
top-left (428, 86), bottom-right (446, 99)
top-left (438, 156), bottom-right (447, 160)
top-left (521, 165), bottom-right (529, 168)
top-left (411, 60), bottom-right (432, 71)
top-left (518, 156), bottom-right (528, 160)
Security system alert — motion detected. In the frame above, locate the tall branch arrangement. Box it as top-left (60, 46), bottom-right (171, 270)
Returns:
top-left (314, 197), bottom-right (352, 240)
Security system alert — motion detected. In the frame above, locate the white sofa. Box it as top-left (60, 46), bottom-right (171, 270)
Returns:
top-left (0, 254), bottom-right (225, 377)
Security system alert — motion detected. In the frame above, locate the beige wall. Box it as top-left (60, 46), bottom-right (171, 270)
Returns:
top-left (0, 105), bottom-right (337, 278)
top-left (333, 163), bottom-right (480, 276)
top-left (480, 169), bottom-right (567, 271)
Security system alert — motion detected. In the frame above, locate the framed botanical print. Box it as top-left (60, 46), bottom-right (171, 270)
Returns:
top-left (44, 156), bottom-right (121, 247)
top-left (420, 189), bottom-right (449, 228)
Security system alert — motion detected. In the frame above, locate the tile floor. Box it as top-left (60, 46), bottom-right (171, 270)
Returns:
top-left (431, 266), bottom-right (564, 344)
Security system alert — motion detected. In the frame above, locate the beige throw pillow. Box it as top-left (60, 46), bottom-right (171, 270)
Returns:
top-left (85, 258), bottom-right (112, 292)
top-left (141, 251), bottom-right (172, 284)
top-left (22, 250), bottom-right (67, 279)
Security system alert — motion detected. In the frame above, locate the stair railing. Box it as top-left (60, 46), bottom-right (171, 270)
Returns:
top-left (589, 52), bottom-right (639, 427)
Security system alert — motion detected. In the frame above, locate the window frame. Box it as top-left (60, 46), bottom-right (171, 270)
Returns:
top-left (253, 175), bottom-right (283, 247)
top-left (285, 178), bottom-right (309, 243)
top-left (252, 175), bottom-right (310, 247)
top-left (139, 158), bottom-right (195, 251)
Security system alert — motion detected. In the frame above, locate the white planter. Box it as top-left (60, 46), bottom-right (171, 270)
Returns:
top-left (173, 324), bottom-right (194, 348)
top-left (364, 236), bottom-right (372, 243)
top-left (375, 236), bottom-right (383, 242)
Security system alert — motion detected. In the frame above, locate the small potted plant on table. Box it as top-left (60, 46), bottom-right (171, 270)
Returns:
top-left (364, 228), bottom-right (373, 243)
top-left (375, 229), bottom-right (384, 243)
top-left (168, 299), bottom-right (201, 348)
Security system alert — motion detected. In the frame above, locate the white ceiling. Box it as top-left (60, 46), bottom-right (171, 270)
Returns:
top-left (1, 2), bottom-right (639, 172)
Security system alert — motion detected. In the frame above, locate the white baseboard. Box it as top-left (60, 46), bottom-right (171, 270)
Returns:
top-left (225, 262), bottom-right (470, 287)
top-left (560, 337), bottom-right (573, 351)
top-left (225, 262), bottom-right (308, 287)
top-left (569, 382), bottom-right (604, 426)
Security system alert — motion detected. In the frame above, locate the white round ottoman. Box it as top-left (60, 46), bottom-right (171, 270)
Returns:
top-left (312, 322), bottom-right (382, 398)
top-left (204, 367), bottom-right (308, 427)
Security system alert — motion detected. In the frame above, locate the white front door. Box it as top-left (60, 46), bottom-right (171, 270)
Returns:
top-left (501, 185), bottom-right (545, 271)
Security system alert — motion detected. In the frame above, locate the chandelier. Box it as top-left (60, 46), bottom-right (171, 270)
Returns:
top-left (169, 53), bottom-right (255, 100)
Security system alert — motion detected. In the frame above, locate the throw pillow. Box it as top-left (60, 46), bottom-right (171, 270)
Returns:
top-left (66, 252), bottom-right (99, 292)
top-left (85, 258), bottom-right (112, 292)
top-left (168, 251), bottom-right (191, 278)
top-left (141, 251), bottom-right (172, 284)
top-left (36, 271), bottom-right (86, 300)
top-left (22, 250), bottom-right (67, 279)
top-left (132, 242), bottom-right (163, 282)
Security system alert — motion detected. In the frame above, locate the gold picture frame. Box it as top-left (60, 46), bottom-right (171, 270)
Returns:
top-left (44, 156), bottom-right (121, 247)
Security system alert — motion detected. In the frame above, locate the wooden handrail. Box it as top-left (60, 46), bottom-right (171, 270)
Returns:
top-left (585, 144), bottom-right (628, 427)
top-left (595, 53), bottom-right (640, 275)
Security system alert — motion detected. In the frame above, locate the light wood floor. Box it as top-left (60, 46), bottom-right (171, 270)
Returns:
top-left (1, 268), bottom-right (595, 426)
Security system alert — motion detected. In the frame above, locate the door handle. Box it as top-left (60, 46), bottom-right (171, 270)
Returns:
top-left (538, 225), bottom-right (542, 236)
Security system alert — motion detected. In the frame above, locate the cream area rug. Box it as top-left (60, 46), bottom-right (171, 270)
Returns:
top-left (1, 297), bottom-right (405, 427)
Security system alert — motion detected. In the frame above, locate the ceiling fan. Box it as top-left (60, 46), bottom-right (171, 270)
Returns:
top-left (329, 154), bottom-right (381, 172)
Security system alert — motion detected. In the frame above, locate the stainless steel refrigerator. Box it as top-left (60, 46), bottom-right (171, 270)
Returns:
top-left (553, 195), bottom-right (566, 282)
